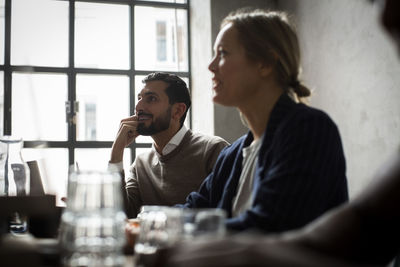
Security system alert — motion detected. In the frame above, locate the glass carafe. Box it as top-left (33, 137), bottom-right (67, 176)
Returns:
top-left (0, 136), bottom-right (30, 233)
top-left (59, 170), bottom-right (126, 267)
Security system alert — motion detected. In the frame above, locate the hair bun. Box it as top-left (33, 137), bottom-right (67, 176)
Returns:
top-left (290, 79), bottom-right (311, 98)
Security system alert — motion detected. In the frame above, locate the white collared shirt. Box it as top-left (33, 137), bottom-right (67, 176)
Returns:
top-left (108, 125), bottom-right (189, 172)
top-left (153, 125), bottom-right (188, 156)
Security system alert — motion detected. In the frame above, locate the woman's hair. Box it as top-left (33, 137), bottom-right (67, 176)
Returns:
top-left (222, 9), bottom-right (311, 102)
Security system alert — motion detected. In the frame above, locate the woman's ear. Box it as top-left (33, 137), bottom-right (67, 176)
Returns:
top-left (259, 63), bottom-right (274, 77)
top-left (259, 52), bottom-right (278, 77)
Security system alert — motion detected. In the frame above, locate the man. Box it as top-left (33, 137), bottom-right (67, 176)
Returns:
top-left (109, 72), bottom-right (229, 218)
top-left (163, 0), bottom-right (400, 266)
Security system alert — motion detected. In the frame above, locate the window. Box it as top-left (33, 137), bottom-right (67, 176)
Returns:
top-left (135, 6), bottom-right (188, 71)
top-left (156, 21), bottom-right (167, 61)
top-left (84, 102), bottom-right (96, 140)
top-left (1, 0), bottom-right (190, 205)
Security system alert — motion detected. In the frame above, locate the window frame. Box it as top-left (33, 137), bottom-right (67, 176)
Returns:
top-left (1, 0), bottom-right (191, 166)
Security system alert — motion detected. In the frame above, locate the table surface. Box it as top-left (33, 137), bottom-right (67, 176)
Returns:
top-left (0, 232), bottom-right (137, 267)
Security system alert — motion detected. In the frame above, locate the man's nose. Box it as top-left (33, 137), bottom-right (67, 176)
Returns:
top-left (135, 103), bottom-right (142, 114)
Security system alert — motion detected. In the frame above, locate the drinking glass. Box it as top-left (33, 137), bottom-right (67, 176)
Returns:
top-left (59, 170), bottom-right (126, 267)
top-left (135, 206), bottom-right (182, 255)
top-left (134, 206), bottom-right (182, 267)
top-left (182, 208), bottom-right (227, 240)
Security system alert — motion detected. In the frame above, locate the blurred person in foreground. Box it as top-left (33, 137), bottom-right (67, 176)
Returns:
top-left (177, 9), bottom-right (348, 232)
top-left (163, 0), bottom-right (400, 266)
top-left (109, 72), bottom-right (228, 218)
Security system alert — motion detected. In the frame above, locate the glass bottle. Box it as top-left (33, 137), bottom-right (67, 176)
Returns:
top-left (0, 136), bottom-right (30, 233)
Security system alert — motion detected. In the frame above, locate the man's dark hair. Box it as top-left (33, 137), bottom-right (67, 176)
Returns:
top-left (142, 72), bottom-right (191, 127)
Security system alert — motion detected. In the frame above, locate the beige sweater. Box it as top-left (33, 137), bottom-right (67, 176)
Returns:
top-left (125, 130), bottom-right (229, 217)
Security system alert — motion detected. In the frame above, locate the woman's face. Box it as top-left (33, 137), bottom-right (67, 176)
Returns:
top-left (208, 23), bottom-right (264, 107)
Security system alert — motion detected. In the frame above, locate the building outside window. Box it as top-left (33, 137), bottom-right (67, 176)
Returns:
top-left (156, 21), bottom-right (167, 61)
top-left (0, 0), bottom-right (190, 205)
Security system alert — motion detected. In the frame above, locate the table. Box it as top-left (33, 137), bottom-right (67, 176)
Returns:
top-left (0, 233), bottom-right (136, 267)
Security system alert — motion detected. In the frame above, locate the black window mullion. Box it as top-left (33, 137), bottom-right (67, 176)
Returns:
top-left (68, 0), bottom-right (76, 165)
top-left (129, 2), bottom-right (137, 163)
top-left (3, 0), bottom-right (12, 135)
top-left (186, 0), bottom-right (191, 129)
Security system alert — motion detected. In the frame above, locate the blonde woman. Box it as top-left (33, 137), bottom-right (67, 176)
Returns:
top-left (181, 9), bottom-right (348, 232)
top-left (166, 2), bottom-right (400, 266)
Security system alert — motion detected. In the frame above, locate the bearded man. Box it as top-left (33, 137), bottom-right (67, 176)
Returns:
top-left (109, 72), bottom-right (229, 218)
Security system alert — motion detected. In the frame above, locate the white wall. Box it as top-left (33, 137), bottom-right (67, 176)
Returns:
top-left (190, 0), bottom-right (400, 198)
top-left (190, 0), bottom-right (215, 136)
top-left (190, 0), bottom-right (277, 142)
top-left (278, 0), bottom-right (400, 198)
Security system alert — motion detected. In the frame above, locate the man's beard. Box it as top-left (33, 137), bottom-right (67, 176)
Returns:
top-left (137, 106), bottom-right (172, 136)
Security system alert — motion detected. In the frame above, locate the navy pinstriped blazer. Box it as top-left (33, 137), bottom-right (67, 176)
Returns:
top-left (183, 93), bottom-right (348, 232)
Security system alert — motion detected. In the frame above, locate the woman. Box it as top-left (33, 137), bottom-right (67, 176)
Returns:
top-left (182, 9), bottom-right (348, 232)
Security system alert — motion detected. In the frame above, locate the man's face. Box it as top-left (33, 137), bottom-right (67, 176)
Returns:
top-left (135, 80), bottom-right (172, 136)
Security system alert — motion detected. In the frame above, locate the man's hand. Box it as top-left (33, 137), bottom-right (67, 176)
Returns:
top-left (110, 115), bottom-right (140, 163)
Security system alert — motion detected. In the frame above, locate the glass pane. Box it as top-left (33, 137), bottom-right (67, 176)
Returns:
top-left (75, 2), bottom-right (129, 69)
top-left (0, 71), bottom-right (3, 135)
top-left (22, 148), bottom-right (68, 206)
top-left (0, 0), bottom-right (5, 65)
top-left (11, 0), bottom-right (68, 67)
top-left (135, 7), bottom-right (188, 72)
top-left (12, 73), bottom-right (68, 141)
top-left (76, 74), bottom-right (129, 141)
top-left (134, 75), bottom-right (189, 144)
top-left (75, 148), bottom-right (131, 171)
top-left (136, 0), bottom-right (187, 3)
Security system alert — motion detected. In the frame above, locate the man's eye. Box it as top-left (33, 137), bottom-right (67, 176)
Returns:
top-left (218, 49), bottom-right (227, 56)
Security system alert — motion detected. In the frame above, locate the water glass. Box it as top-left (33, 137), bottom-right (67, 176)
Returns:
top-left (59, 170), bottom-right (126, 267)
top-left (135, 206), bottom-right (182, 255)
top-left (182, 208), bottom-right (226, 240)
